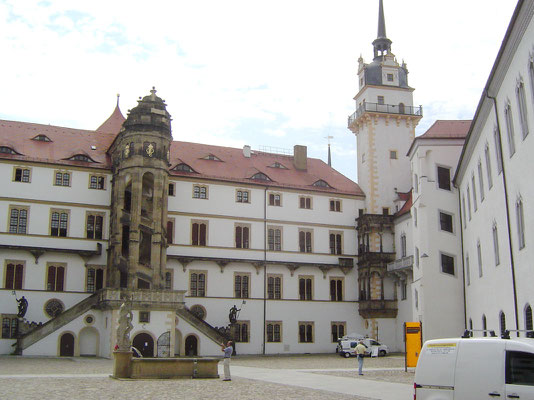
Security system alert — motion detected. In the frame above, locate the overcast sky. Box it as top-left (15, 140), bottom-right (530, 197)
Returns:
top-left (0, 0), bottom-right (518, 182)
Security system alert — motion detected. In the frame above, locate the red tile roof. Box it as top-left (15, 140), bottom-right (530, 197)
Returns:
top-left (420, 120), bottom-right (471, 139)
top-left (395, 190), bottom-right (412, 217)
top-left (96, 104), bottom-right (126, 134)
top-left (0, 117), bottom-right (363, 196)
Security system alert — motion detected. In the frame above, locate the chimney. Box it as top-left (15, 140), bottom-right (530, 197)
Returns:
top-left (293, 145), bottom-right (307, 171)
top-left (243, 145), bottom-right (251, 158)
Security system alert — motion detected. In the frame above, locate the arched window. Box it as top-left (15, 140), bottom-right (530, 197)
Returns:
top-left (398, 103), bottom-right (405, 114)
top-left (500, 311), bottom-right (506, 335)
top-left (251, 172), bottom-right (271, 181)
top-left (525, 304), bottom-right (533, 331)
top-left (504, 103), bottom-right (516, 157)
top-left (141, 172), bottom-right (154, 219)
top-left (482, 314), bottom-right (487, 337)
top-left (516, 79), bottom-right (529, 139)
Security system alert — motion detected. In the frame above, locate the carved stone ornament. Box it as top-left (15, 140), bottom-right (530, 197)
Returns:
top-left (124, 143), bottom-right (130, 158)
top-left (146, 143), bottom-right (155, 157)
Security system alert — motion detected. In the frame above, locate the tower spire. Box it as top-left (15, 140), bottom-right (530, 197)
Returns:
top-left (372, 0), bottom-right (392, 60)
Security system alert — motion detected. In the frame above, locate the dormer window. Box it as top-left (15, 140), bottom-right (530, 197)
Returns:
top-left (387, 73), bottom-right (394, 82)
top-left (269, 162), bottom-right (288, 169)
top-left (202, 154), bottom-right (222, 161)
top-left (32, 134), bottom-right (52, 142)
top-left (251, 172), bottom-right (271, 181)
top-left (173, 163), bottom-right (195, 173)
top-left (67, 154), bottom-right (95, 162)
top-left (0, 146), bottom-right (18, 155)
top-left (312, 179), bottom-right (331, 188)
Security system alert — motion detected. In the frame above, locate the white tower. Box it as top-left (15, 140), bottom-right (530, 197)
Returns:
top-left (348, 0), bottom-right (422, 215)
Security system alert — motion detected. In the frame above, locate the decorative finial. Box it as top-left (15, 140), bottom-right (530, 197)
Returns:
top-left (324, 135), bottom-right (334, 167)
top-left (116, 93), bottom-right (120, 107)
top-left (150, 87), bottom-right (157, 100)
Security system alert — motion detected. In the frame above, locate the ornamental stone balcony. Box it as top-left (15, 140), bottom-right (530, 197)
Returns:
top-left (358, 299), bottom-right (398, 319)
top-left (348, 102), bottom-right (423, 127)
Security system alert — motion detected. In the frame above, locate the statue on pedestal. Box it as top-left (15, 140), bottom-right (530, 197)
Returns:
top-left (116, 302), bottom-right (133, 351)
top-left (16, 296), bottom-right (28, 318)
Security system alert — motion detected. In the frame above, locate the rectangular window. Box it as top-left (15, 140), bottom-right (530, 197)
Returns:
top-left (414, 174), bottom-right (418, 193)
top-left (235, 321), bottom-right (250, 343)
top-left (266, 321), bottom-right (282, 342)
top-left (472, 177), bottom-right (477, 211)
top-left (235, 224), bottom-right (250, 249)
top-left (466, 255), bottom-right (470, 286)
top-left (13, 167), bottom-right (31, 183)
top-left (55, 171), bottom-right (71, 187)
top-left (517, 200), bottom-right (525, 250)
top-left (401, 281), bottom-right (407, 300)
top-left (387, 73), bottom-right (394, 82)
top-left (382, 207), bottom-right (389, 216)
top-left (191, 221), bottom-right (207, 246)
top-left (299, 196), bottom-right (312, 209)
top-left (390, 150), bottom-right (397, 159)
top-left (494, 128), bottom-right (503, 174)
top-left (415, 288), bottom-right (419, 310)
top-left (9, 206), bottom-right (28, 234)
top-left (331, 322), bottom-right (346, 342)
top-left (437, 166), bottom-right (451, 191)
top-left (234, 273), bottom-right (250, 299)
top-left (168, 183), bottom-right (175, 196)
top-left (298, 322), bottom-right (314, 343)
top-left (478, 162), bottom-right (485, 201)
top-left (298, 276), bottom-right (313, 300)
top-left (415, 247), bottom-right (419, 268)
top-left (86, 213), bottom-right (104, 240)
top-left (329, 199), bottom-right (341, 212)
top-left (164, 270), bottom-right (173, 290)
top-left (139, 311), bottom-right (150, 323)
top-left (400, 234), bottom-right (407, 257)
top-left (517, 82), bottom-right (529, 139)
top-left (298, 229), bottom-right (313, 253)
top-left (89, 175), bottom-right (106, 190)
top-left (86, 267), bottom-right (104, 293)
top-left (485, 145), bottom-right (493, 189)
top-left (441, 253), bottom-right (455, 276)
top-left (1, 316), bottom-right (18, 339)
top-left (462, 196), bottom-right (467, 228)
top-left (166, 219), bottom-right (174, 244)
top-left (505, 350), bottom-right (534, 385)
top-left (267, 275), bottom-right (282, 299)
top-left (439, 211), bottom-right (454, 233)
top-left (413, 207), bottom-right (418, 227)
top-left (193, 185), bottom-right (208, 199)
top-left (493, 225), bottom-right (500, 266)
top-left (236, 189), bottom-right (250, 203)
top-left (477, 241), bottom-right (483, 277)
top-left (4, 261), bottom-right (24, 290)
top-left (46, 264), bottom-right (65, 291)
top-left (467, 187), bottom-right (472, 220)
top-left (329, 277), bottom-right (344, 301)
top-left (189, 271), bottom-right (206, 297)
top-left (267, 227), bottom-right (282, 251)
top-left (268, 193), bottom-right (281, 206)
top-left (329, 231), bottom-right (343, 255)
top-left (505, 105), bottom-right (516, 157)
top-left (50, 210), bottom-right (69, 237)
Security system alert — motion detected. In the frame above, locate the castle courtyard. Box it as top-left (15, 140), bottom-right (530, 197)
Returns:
top-left (0, 354), bottom-right (413, 400)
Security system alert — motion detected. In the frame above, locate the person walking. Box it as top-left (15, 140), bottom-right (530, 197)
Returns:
top-left (221, 341), bottom-right (233, 381)
top-left (355, 340), bottom-right (366, 376)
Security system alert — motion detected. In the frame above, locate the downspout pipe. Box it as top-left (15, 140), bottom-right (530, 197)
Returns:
top-left (263, 186), bottom-right (268, 354)
top-left (486, 90), bottom-right (519, 335)
top-left (457, 185), bottom-right (467, 330)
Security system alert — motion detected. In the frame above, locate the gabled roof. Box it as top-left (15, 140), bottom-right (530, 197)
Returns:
top-left (395, 190), bottom-right (412, 218)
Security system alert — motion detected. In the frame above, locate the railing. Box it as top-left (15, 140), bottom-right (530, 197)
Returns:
top-left (348, 102), bottom-right (423, 126)
top-left (99, 288), bottom-right (185, 305)
top-left (387, 255), bottom-right (414, 272)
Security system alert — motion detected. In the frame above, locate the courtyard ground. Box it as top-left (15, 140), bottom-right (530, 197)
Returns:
top-left (0, 353), bottom-right (414, 400)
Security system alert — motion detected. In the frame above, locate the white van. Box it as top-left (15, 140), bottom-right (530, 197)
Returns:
top-left (337, 338), bottom-right (388, 358)
top-left (414, 335), bottom-right (534, 399)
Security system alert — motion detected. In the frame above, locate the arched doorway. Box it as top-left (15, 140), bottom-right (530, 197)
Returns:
top-left (184, 335), bottom-right (198, 356)
top-left (79, 327), bottom-right (98, 357)
top-left (132, 333), bottom-right (154, 357)
top-left (157, 331), bottom-right (170, 358)
top-left (59, 333), bottom-right (75, 356)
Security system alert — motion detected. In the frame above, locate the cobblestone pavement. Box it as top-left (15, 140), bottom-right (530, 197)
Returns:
top-left (0, 354), bottom-right (412, 400)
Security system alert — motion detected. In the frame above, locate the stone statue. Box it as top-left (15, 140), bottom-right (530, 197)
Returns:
top-left (16, 296), bottom-right (28, 318)
top-left (116, 302), bottom-right (134, 351)
top-left (228, 304), bottom-right (240, 324)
